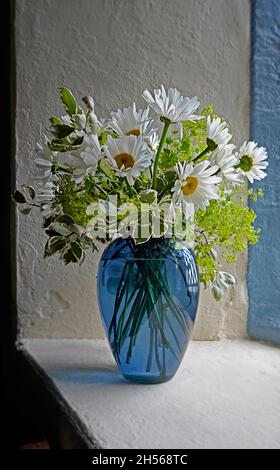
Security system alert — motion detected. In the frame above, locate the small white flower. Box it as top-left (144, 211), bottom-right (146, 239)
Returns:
top-left (209, 145), bottom-right (243, 184)
top-left (107, 103), bottom-right (156, 140)
top-left (104, 135), bottom-right (153, 185)
top-left (172, 161), bottom-right (222, 211)
top-left (236, 141), bottom-right (268, 183)
top-left (206, 116), bottom-right (232, 147)
top-left (212, 271), bottom-right (236, 301)
top-left (143, 85), bottom-right (202, 123)
top-left (72, 113), bottom-right (86, 131)
top-left (87, 113), bottom-right (106, 135)
top-left (35, 135), bottom-right (56, 181)
top-left (60, 115), bottom-right (73, 126)
top-left (147, 131), bottom-right (160, 151)
top-left (36, 181), bottom-right (57, 217)
top-left (70, 134), bottom-right (102, 184)
top-left (36, 181), bottom-right (55, 204)
top-left (82, 95), bottom-right (95, 112)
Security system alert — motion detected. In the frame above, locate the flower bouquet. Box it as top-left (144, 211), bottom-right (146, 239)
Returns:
top-left (14, 85), bottom-right (268, 382)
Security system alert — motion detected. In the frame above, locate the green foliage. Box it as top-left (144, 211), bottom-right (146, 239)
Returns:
top-left (44, 213), bottom-right (97, 264)
top-left (14, 82), bottom-right (266, 293)
top-left (194, 193), bottom-right (260, 283)
top-left (50, 123), bottom-right (75, 139)
top-left (54, 174), bottom-right (93, 227)
top-left (160, 106), bottom-right (213, 172)
top-left (20, 207), bottom-right (32, 215)
top-left (48, 135), bottom-right (84, 153)
top-left (248, 187), bottom-right (264, 202)
top-left (25, 185), bottom-right (35, 199)
top-left (59, 86), bottom-right (77, 116)
top-left (13, 190), bottom-right (26, 203)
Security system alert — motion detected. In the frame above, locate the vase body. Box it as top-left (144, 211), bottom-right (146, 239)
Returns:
top-left (97, 237), bottom-right (200, 384)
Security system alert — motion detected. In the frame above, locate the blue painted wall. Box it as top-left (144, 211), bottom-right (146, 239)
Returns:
top-left (248, 0), bottom-right (280, 344)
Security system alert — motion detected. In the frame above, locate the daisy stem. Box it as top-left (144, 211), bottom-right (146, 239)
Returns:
top-left (192, 145), bottom-right (211, 163)
top-left (124, 178), bottom-right (133, 197)
top-left (53, 164), bottom-right (73, 174)
top-left (152, 120), bottom-right (171, 190)
top-left (94, 183), bottom-right (108, 195)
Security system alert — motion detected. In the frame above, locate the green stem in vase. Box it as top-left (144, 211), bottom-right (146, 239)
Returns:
top-left (152, 117), bottom-right (171, 190)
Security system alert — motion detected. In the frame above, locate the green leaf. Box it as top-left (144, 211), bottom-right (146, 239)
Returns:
top-left (24, 185), bottom-right (35, 199)
top-left (44, 237), bottom-right (65, 258)
top-left (60, 244), bottom-right (78, 264)
top-left (212, 284), bottom-right (223, 301)
top-left (220, 271), bottom-right (236, 286)
top-left (154, 177), bottom-right (165, 193)
top-left (139, 190), bottom-right (157, 204)
top-left (43, 216), bottom-right (53, 229)
top-left (44, 241), bottom-right (52, 258)
top-left (67, 135), bottom-right (84, 146)
top-left (56, 214), bottom-right (75, 225)
top-left (69, 233), bottom-right (78, 242)
top-left (44, 236), bottom-right (66, 257)
top-left (49, 222), bottom-right (72, 236)
top-left (49, 236), bottom-right (66, 250)
top-left (59, 86), bottom-right (77, 116)
top-left (49, 116), bottom-right (64, 125)
top-left (20, 206), bottom-right (32, 215)
top-left (77, 105), bottom-right (84, 114)
top-left (50, 123), bottom-right (75, 139)
top-left (71, 241), bottom-right (83, 261)
top-left (13, 190), bottom-right (26, 204)
top-left (164, 169), bottom-right (176, 184)
top-left (48, 135), bottom-right (83, 152)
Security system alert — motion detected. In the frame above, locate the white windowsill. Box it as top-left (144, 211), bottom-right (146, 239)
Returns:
top-left (20, 339), bottom-right (280, 449)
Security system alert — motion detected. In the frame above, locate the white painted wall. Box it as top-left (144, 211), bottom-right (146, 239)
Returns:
top-left (15, 0), bottom-right (250, 340)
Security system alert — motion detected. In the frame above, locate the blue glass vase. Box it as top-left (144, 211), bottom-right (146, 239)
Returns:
top-left (98, 237), bottom-right (200, 384)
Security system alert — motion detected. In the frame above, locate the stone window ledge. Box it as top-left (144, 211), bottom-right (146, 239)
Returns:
top-left (19, 339), bottom-right (280, 449)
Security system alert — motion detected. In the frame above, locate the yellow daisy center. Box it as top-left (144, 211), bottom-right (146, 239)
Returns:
top-left (126, 129), bottom-right (141, 137)
top-left (182, 176), bottom-right (199, 196)
top-left (114, 153), bottom-right (135, 169)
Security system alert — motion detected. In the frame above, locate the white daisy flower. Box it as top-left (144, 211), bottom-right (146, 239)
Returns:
top-left (35, 134), bottom-right (56, 181)
top-left (104, 135), bottom-right (153, 185)
top-left (236, 141), bottom-right (268, 183)
top-left (107, 103), bottom-right (156, 139)
top-left (209, 145), bottom-right (243, 184)
top-left (172, 161), bottom-right (222, 211)
top-left (70, 134), bottom-right (102, 184)
top-left (206, 116), bottom-right (232, 147)
top-left (143, 85), bottom-right (202, 123)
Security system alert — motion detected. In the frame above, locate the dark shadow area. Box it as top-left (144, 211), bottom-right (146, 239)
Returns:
top-left (2, 0), bottom-right (89, 449)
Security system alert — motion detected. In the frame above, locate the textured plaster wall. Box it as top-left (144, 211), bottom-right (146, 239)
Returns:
top-left (248, 0), bottom-right (280, 344)
top-left (15, 0), bottom-right (250, 340)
